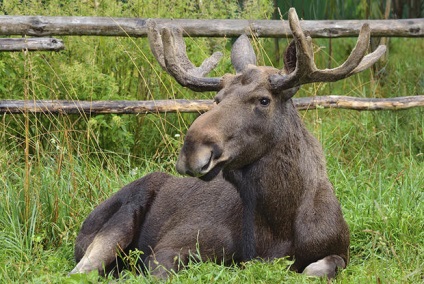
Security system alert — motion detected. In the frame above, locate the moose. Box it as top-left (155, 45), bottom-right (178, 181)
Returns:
top-left (71, 8), bottom-right (386, 279)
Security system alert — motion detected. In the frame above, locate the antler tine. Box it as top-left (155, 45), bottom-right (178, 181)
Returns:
top-left (269, 8), bottom-right (386, 93)
top-left (268, 9), bottom-right (320, 92)
top-left (350, 44), bottom-right (387, 74)
top-left (169, 26), bottom-right (223, 77)
top-left (147, 19), bottom-right (166, 70)
top-left (147, 20), bottom-right (223, 92)
top-left (313, 23), bottom-right (371, 81)
top-left (288, 8), bottom-right (316, 77)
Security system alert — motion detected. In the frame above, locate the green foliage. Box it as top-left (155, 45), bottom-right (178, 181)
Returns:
top-left (0, 0), bottom-right (423, 283)
top-left (274, 0), bottom-right (421, 19)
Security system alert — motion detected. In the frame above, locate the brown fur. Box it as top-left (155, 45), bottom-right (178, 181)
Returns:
top-left (72, 66), bottom-right (349, 279)
top-left (71, 6), bottom-right (388, 277)
top-left (72, 26), bottom-right (351, 279)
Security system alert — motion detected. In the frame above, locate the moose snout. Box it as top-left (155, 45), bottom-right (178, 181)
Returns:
top-left (176, 142), bottom-right (224, 177)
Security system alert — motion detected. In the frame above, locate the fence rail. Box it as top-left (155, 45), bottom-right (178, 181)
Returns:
top-left (1, 96), bottom-right (423, 114)
top-left (0, 16), bottom-right (423, 38)
top-left (1, 16), bottom-right (423, 114)
top-left (0, 38), bottom-right (64, 51)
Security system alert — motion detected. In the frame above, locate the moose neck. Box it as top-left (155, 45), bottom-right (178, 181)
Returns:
top-left (222, 101), bottom-right (326, 259)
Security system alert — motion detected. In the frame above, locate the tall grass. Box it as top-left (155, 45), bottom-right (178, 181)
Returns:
top-left (0, 0), bottom-right (423, 283)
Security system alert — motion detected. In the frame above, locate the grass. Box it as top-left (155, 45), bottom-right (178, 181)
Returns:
top-left (1, 63), bottom-right (423, 284)
top-left (1, 1), bottom-right (423, 283)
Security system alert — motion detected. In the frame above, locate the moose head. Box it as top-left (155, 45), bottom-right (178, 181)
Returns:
top-left (148, 8), bottom-right (386, 180)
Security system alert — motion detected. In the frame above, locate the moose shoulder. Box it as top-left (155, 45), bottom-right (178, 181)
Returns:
top-left (71, 8), bottom-right (385, 279)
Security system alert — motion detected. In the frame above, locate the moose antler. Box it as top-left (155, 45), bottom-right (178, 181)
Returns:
top-left (148, 8), bottom-right (385, 94)
top-left (147, 20), bottom-right (224, 92)
top-left (269, 8), bottom-right (387, 93)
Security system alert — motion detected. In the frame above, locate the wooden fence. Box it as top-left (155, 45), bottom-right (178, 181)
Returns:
top-left (1, 96), bottom-right (423, 114)
top-left (1, 17), bottom-right (423, 38)
top-left (1, 16), bottom-right (423, 114)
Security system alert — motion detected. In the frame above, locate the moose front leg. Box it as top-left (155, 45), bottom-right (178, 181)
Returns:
top-left (303, 255), bottom-right (346, 279)
top-left (70, 233), bottom-right (122, 274)
top-left (292, 181), bottom-right (350, 279)
top-left (70, 206), bottom-right (137, 275)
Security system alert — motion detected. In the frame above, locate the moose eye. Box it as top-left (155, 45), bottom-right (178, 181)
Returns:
top-left (259, 97), bottom-right (271, 106)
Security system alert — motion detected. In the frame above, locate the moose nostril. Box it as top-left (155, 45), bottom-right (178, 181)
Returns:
top-left (211, 144), bottom-right (223, 160)
top-left (196, 144), bottom-right (223, 174)
top-left (201, 151), bottom-right (214, 172)
top-left (177, 141), bottom-right (224, 176)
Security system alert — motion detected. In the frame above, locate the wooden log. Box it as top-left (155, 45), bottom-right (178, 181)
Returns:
top-left (0, 99), bottom-right (212, 114)
top-left (0, 16), bottom-right (422, 38)
top-left (0, 38), bottom-right (64, 51)
top-left (294, 95), bottom-right (424, 110)
top-left (1, 96), bottom-right (423, 115)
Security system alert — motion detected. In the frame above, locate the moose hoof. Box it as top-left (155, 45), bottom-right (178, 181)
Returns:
top-left (303, 255), bottom-right (345, 279)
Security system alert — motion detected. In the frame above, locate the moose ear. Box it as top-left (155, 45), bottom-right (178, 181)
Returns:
top-left (283, 40), bottom-right (297, 74)
top-left (231, 34), bottom-right (257, 74)
top-left (281, 86), bottom-right (300, 101)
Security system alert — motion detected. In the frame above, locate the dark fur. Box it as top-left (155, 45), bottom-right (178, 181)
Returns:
top-left (73, 40), bottom-right (349, 279)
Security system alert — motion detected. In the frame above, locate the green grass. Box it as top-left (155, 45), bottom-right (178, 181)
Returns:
top-left (1, 1), bottom-right (423, 283)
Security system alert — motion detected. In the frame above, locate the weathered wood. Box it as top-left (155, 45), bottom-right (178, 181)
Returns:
top-left (1, 96), bottom-right (423, 115)
top-left (0, 38), bottom-right (64, 51)
top-left (294, 95), bottom-right (424, 110)
top-left (0, 99), bottom-right (213, 114)
top-left (0, 16), bottom-right (422, 38)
